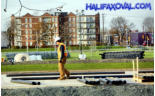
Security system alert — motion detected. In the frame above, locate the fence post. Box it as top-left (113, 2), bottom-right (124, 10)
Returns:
top-left (136, 57), bottom-right (139, 81)
top-left (132, 60), bottom-right (135, 79)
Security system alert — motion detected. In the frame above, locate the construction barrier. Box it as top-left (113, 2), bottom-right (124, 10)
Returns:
top-left (99, 51), bottom-right (144, 59)
top-left (6, 51), bottom-right (70, 60)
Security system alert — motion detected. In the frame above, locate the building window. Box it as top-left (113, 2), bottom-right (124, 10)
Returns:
top-left (81, 17), bottom-right (85, 22)
top-left (18, 43), bottom-right (21, 46)
top-left (69, 29), bottom-right (72, 32)
top-left (55, 29), bottom-right (57, 32)
top-left (25, 18), bottom-right (28, 23)
top-left (16, 19), bottom-right (21, 24)
top-left (48, 42), bottom-right (50, 45)
top-left (69, 17), bottom-right (71, 22)
top-left (29, 18), bottom-right (32, 23)
top-left (30, 42), bottom-right (32, 46)
top-left (26, 42), bottom-right (28, 46)
top-left (25, 24), bottom-right (28, 28)
top-left (43, 18), bottom-right (51, 22)
top-left (39, 18), bottom-right (42, 22)
top-left (25, 30), bottom-right (28, 35)
top-left (69, 41), bottom-right (72, 45)
top-left (55, 24), bottom-right (57, 27)
top-left (72, 29), bottom-right (75, 32)
top-left (40, 42), bottom-right (42, 46)
top-left (29, 24), bottom-right (32, 28)
top-left (52, 17), bottom-right (54, 22)
top-left (55, 18), bottom-right (57, 22)
top-left (72, 18), bottom-right (75, 22)
top-left (30, 35), bottom-right (32, 40)
top-left (69, 23), bottom-right (71, 27)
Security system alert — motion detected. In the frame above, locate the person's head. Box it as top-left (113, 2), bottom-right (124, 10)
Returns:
top-left (55, 37), bottom-right (61, 45)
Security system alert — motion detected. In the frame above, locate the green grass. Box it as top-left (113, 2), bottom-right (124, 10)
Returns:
top-left (1, 48), bottom-right (154, 61)
top-left (2, 61), bottom-right (154, 72)
top-left (1, 48), bottom-right (55, 52)
top-left (68, 50), bottom-right (154, 60)
top-left (144, 51), bottom-right (154, 58)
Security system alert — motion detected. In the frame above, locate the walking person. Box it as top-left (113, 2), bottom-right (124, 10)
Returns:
top-left (55, 37), bottom-right (70, 80)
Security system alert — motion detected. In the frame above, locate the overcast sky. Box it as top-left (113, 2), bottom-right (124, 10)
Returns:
top-left (1, 0), bottom-right (154, 31)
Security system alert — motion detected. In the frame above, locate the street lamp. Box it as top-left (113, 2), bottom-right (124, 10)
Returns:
top-left (76, 10), bottom-right (86, 60)
top-left (125, 28), bottom-right (129, 48)
top-left (76, 10), bottom-right (84, 54)
top-left (119, 27), bottom-right (124, 45)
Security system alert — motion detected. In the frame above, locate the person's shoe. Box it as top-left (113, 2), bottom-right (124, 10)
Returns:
top-left (66, 73), bottom-right (70, 79)
top-left (58, 77), bottom-right (66, 80)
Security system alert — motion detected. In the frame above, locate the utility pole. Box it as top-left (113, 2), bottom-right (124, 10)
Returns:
top-left (102, 14), bottom-right (104, 45)
top-left (27, 34), bottom-right (28, 53)
top-left (76, 10), bottom-right (84, 54)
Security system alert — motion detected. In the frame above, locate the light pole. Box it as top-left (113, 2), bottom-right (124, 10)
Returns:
top-left (76, 10), bottom-right (86, 60)
top-left (125, 28), bottom-right (129, 48)
top-left (76, 10), bottom-right (84, 54)
top-left (119, 27), bottom-right (123, 45)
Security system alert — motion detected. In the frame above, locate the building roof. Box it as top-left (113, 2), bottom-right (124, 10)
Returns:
top-left (68, 12), bottom-right (76, 16)
top-left (41, 13), bottom-right (52, 17)
top-left (23, 13), bottom-right (34, 17)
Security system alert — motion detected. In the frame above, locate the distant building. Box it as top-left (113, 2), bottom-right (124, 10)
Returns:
top-left (130, 32), bottom-right (153, 46)
top-left (11, 13), bottom-right (59, 48)
top-left (77, 13), bottom-right (100, 45)
top-left (1, 32), bottom-right (9, 48)
top-left (11, 12), bottom-right (100, 47)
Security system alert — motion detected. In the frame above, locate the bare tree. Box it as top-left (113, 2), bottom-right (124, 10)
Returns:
top-left (6, 20), bottom-right (17, 48)
top-left (59, 21), bottom-right (72, 46)
top-left (40, 22), bottom-right (54, 47)
top-left (143, 17), bottom-right (154, 32)
top-left (33, 22), bottom-right (54, 48)
top-left (110, 16), bottom-right (134, 44)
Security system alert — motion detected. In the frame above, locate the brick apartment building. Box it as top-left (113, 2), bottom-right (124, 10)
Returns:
top-left (11, 12), bottom-right (100, 48)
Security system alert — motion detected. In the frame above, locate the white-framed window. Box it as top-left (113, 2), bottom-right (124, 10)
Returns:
top-left (48, 42), bottom-right (50, 45)
top-left (43, 18), bottom-right (51, 22)
top-left (29, 18), bottom-right (32, 23)
top-left (26, 42), bottom-right (28, 46)
top-left (39, 18), bottom-right (42, 22)
top-left (55, 29), bottom-right (57, 32)
top-left (30, 42), bottom-right (32, 46)
top-left (52, 17), bottom-right (54, 22)
top-left (25, 18), bottom-right (28, 23)
top-left (25, 24), bottom-right (28, 28)
top-left (29, 24), bottom-right (32, 28)
top-left (69, 41), bottom-right (72, 45)
top-left (30, 35), bottom-right (32, 40)
top-left (55, 18), bottom-right (57, 22)
top-left (72, 18), bottom-right (75, 22)
top-left (55, 24), bottom-right (57, 27)
top-left (25, 30), bottom-right (28, 35)
top-left (18, 42), bottom-right (21, 46)
top-left (73, 29), bottom-right (75, 32)
top-left (26, 35), bottom-right (28, 39)
top-left (29, 30), bottom-right (32, 34)
top-left (69, 17), bottom-right (71, 22)
top-left (40, 42), bottom-right (42, 46)
top-left (16, 19), bottom-right (21, 24)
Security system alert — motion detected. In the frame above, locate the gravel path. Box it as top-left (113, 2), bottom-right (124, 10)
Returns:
top-left (2, 84), bottom-right (154, 96)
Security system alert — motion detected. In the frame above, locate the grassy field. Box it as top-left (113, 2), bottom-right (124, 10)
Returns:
top-left (1, 47), bottom-right (153, 72)
top-left (68, 50), bottom-right (154, 60)
top-left (2, 48), bottom-right (154, 60)
top-left (2, 61), bottom-right (154, 72)
top-left (1, 48), bottom-right (55, 52)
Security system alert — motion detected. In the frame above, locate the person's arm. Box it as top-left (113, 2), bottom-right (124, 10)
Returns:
top-left (60, 45), bottom-right (64, 62)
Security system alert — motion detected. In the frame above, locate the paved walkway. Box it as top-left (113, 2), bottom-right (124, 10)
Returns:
top-left (2, 70), bottom-right (153, 89)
